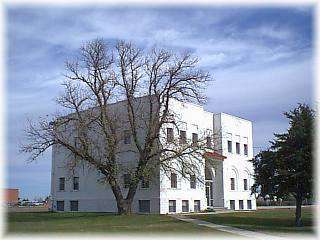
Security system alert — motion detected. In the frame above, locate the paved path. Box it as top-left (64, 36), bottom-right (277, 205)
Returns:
top-left (172, 215), bottom-right (285, 239)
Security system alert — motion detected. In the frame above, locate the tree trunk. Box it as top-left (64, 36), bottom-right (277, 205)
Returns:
top-left (116, 199), bottom-right (133, 215)
top-left (295, 196), bottom-right (303, 227)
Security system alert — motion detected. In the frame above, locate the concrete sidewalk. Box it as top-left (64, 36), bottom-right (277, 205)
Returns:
top-left (172, 215), bottom-right (285, 239)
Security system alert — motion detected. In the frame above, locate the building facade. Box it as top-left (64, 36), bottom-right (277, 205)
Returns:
top-left (5, 188), bottom-right (19, 206)
top-left (51, 99), bottom-right (256, 213)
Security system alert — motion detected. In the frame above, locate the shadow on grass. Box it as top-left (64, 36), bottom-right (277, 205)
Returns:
top-left (6, 212), bottom-right (115, 222)
top-left (190, 208), bottom-right (315, 233)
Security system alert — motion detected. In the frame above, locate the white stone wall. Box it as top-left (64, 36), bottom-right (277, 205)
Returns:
top-left (51, 97), bottom-right (161, 213)
top-left (51, 99), bottom-right (257, 213)
top-left (158, 99), bottom-right (213, 214)
top-left (213, 113), bottom-right (257, 210)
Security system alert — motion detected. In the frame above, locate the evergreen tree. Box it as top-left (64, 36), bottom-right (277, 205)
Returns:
top-left (252, 103), bottom-right (314, 227)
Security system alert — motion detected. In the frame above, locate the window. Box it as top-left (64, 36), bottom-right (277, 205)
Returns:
top-left (123, 174), bottom-right (131, 188)
top-left (227, 141), bottom-right (232, 153)
top-left (230, 200), bottom-right (235, 210)
top-left (124, 130), bottom-right (131, 144)
top-left (206, 136), bottom-right (212, 148)
top-left (167, 128), bottom-right (174, 143)
top-left (139, 200), bottom-right (150, 213)
top-left (171, 173), bottom-right (177, 188)
top-left (236, 142), bottom-right (240, 154)
top-left (182, 200), bottom-right (189, 212)
top-left (141, 177), bottom-right (149, 189)
top-left (244, 179), bottom-right (248, 191)
top-left (194, 200), bottom-right (200, 212)
top-left (179, 130), bottom-right (187, 144)
top-left (192, 133), bottom-right (198, 146)
top-left (70, 200), bottom-right (78, 211)
top-left (230, 178), bottom-right (235, 190)
top-left (247, 200), bottom-right (252, 209)
top-left (56, 200), bottom-right (64, 211)
top-left (244, 144), bottom-right (248, 156)
top-left (190, 175), bottom-right (196, 189)
top-left (73, 177), bottom-right (79, 191)
top-left (59, 177), bottom-right (65, 191)
top-left (169, 200), bottom-right (176, 213)
top-left (239, 200), bottom-right (244, 210)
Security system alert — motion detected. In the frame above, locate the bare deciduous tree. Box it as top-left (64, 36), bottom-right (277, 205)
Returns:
top-left (22, 39), bottom-right (218, 214)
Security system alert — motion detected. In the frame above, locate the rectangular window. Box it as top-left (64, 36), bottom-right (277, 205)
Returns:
top-left (139, 200), bottom-right (150, 213)
top-left (206, 136), bottom-right (212, 148)
top-left (190, 175), bottom-right (196, 189)
top-left (236, 142), bottom-right (240, 154)
top-left (141, 177), bottom-right (149, 189)
top-left (182, 200), bottom-right (189, 212)
top-left (244, 144), bottom-right (248, 156)
top-left (73, 177), bottom-right (79, 191)
top-left (179, 130), bottom-right (187, 144)
top-left (230, 178), bottom-right (235, 190)
top-left (227, 141), bottom-right (232, 153)
top-left (59, 177), bottom-right (65, 191)
top-left (230, 200), bottom-right (235, 210)
top-left (167, 128), bottom-right (174, 143)
top-left (70, 200), bottom-right (78, 211)
top-left (244, 179), bottom-right (248, 191)
top-left (171, 173), bottom-right (177, 188)
top-left (123, 174), bottom-right (131, 188)
top-left (169, 200), bottom-right (176, 213)
top-left (56, 200), bottom-right (64, 211)
top-left (124, 130), bottom-right (131, 144)
top-left (247, 200), bottom-right (252, 209)
top-left (194, 200), bottom-right (200, 212)
top-left (239, 200), bottom-right (244, 210)
top-left (192, 133), bottom-right (198, 146)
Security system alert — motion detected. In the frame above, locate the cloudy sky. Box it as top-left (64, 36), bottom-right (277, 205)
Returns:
top-left (6, 5), bottom-right (314, 199)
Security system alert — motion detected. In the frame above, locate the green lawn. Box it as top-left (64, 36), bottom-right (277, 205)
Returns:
top-left (6, 212), bottom-right (231, 235)
top-left (190, 207), bottom-right (315, 234)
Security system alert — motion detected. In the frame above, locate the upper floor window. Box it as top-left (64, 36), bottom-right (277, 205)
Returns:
top-left (171, 173), bottom-right (177, 188)
top-left (227, 141), bottom-right (232, 153)
top-left (244, 179), bottom-right (248, 191)
top-left (59, 177), bottom-right (65, 191)
top-left (123, 174), bottom-right (131, 188)
top-left (244, 144), bottom-right (248, 156)
top-left (236, 142), bottom-right (240, 154)
top-left (167, 128), bottom-right (174, 143)
top-left (206, 136), bottom-right (212, 148)
top-left (190, 175), bottom-right (196, 189)
top-left (124, 130), bottom-right (131, 144)
top-left (179, 130), bottom-right (187, 144)
top-left (230, 178), bottom-right (235, 190)
top-left (73, 177), bottom-right (79, 191)
top-left (141, 177), bottom-right (149, 189)
top-left (192, 133), bottom-right (198, 146)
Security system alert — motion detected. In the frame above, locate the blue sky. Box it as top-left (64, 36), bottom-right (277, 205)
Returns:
top-left (6, 5), bottom-right (314, 200)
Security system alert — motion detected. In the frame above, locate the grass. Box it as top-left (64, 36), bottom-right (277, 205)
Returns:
top-left (6, 212), bottom-right (232, 235)
top-left (190, 207), bottom-right (315, 234)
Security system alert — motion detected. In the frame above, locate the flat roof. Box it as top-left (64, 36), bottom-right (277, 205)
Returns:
top-left (213, 112), bottom-right (252, 123)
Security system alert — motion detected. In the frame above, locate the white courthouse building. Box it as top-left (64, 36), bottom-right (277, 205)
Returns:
top-left (51, 99), bottom-right (256, 213)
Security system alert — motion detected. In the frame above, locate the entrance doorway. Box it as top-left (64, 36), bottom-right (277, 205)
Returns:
top-left (206, 182), bottom-right (213, 207)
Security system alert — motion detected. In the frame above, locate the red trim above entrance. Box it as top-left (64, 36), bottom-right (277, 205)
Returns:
top-left (204, 151), bottom-right (226, 161)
